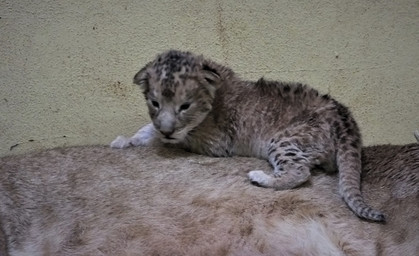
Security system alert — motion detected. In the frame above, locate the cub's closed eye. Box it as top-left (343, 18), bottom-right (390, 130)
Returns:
top-left (151, 101), bottom-right (160, 108)
top-left (179, 103), bottom-right (190, 111)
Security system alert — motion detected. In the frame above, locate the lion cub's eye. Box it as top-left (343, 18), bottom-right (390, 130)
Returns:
top-left (179, 103), bottom-right (190, 111)
top-left (151, 100), bottom-right (160, 108)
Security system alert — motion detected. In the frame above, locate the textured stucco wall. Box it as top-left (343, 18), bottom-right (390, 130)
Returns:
top-left (1, 0), bottom-right (418, 156)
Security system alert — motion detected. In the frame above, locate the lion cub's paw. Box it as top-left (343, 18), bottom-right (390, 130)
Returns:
top-left (110, 135), bottom-right (131, 149)
top-left (248, 170), bottom-right (271, 187)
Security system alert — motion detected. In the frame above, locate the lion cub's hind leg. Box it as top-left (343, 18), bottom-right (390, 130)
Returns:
top-left (249, 129), bottom-right (334, 190)
top-left (248, 140), bottom-right (311, 190)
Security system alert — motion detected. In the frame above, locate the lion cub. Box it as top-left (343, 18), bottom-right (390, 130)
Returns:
top-left (111, 50), bottom-right (385, 222)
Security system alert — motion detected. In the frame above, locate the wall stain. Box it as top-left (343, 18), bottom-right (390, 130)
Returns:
top-left (106, 81), bottom-right (131, 99)
top-left (9, 136), bottom-right (68, 151)
top-left (216, 0), bottom-right (229, 62)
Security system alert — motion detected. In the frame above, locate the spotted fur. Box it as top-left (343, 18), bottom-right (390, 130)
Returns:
top-left (112, 50), bottom-right (385, 222)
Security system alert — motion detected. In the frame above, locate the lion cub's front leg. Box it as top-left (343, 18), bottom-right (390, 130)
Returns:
top-left (110, 123), bottom-right (163, 148)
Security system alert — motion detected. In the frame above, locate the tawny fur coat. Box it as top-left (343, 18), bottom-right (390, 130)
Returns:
top-left (0, 143), bottom-right (418, 256)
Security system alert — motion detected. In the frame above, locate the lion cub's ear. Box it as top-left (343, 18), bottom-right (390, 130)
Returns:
top-left (133, 62), bottom-right (152, 91)
top-left (202, 62), bottom-right (222, 97)
top-left (202, 63), bottom-right (221, 85)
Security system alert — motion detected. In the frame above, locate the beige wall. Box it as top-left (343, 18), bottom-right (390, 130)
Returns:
top-left (1, 0), bottom-right (418, 156)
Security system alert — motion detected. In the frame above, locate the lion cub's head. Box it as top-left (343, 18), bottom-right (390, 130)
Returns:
top-left (133, 50), bottom-right (222, 143)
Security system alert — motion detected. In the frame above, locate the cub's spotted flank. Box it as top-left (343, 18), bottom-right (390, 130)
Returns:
top-left (111, 50), bottom-right (385, 222)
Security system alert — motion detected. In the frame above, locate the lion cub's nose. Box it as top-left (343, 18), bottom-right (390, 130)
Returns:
top-left (160, 129), bottom-right (174, 137)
